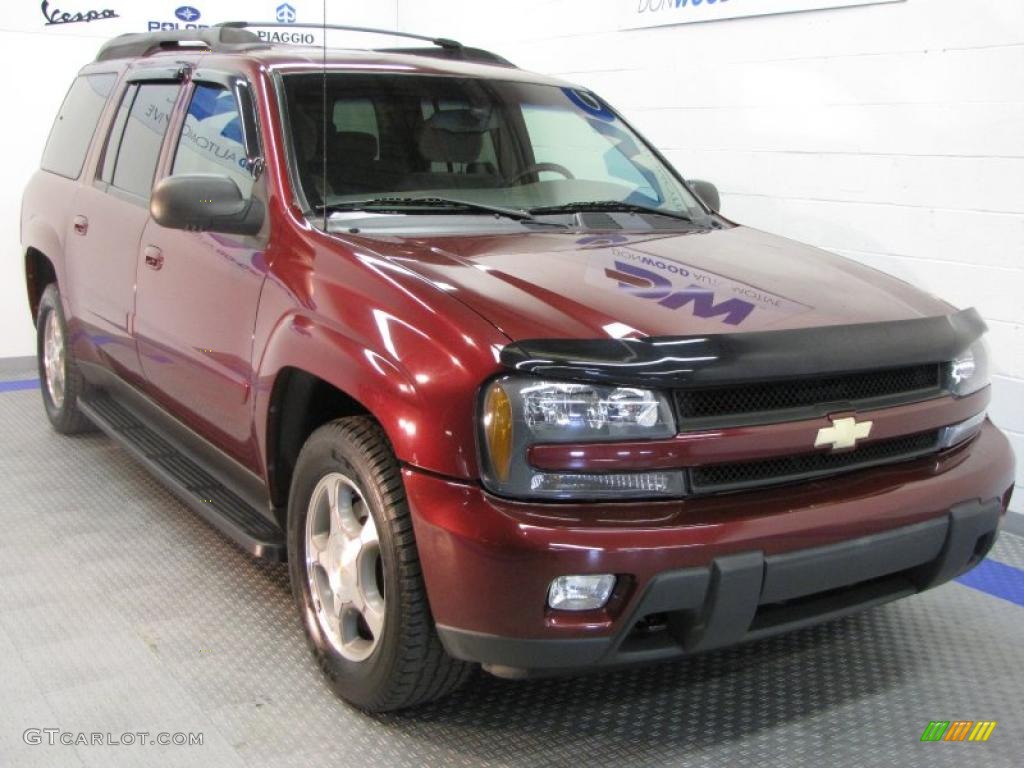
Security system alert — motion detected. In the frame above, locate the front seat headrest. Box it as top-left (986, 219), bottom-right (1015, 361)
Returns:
top-left (417, 108), bottom-right (495, 165)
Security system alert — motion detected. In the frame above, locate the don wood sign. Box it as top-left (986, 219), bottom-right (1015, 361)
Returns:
top-left (622, 0), bottom-right (905, 28)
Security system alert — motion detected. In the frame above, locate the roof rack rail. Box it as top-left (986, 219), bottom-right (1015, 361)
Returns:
top-left (218, 21), bottom-right (463, 50)
top-left (217, 22), bottom-right (515, 67)
top-left (94, 22), bottom-right (515, 68)
top-left (95, 27), bottom-right (265, 62)
top-left (374, 46), bottom-right (515, 68)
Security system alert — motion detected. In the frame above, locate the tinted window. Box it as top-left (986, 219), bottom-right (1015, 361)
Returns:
top-left (172, 83), bottom-right (254, 197)
top-left (283, 74), bottom-right (701, 218)
top-left (41, 73), bottom-right (117, 179)
top-left (99, 83), bottom-right (134, 184)
top-left (110, 83), bottom-right (179, 199)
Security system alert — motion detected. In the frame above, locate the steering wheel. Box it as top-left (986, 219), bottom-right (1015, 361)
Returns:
top-left (505, 162), bottom-right (575, 186)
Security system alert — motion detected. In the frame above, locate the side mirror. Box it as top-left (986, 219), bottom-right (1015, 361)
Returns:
top-left (689, 179), bottom-right (721, 213)
top-left (151, 174), bottom-right (264, 236)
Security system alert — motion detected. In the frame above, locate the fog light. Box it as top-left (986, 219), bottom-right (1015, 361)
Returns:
top-left (548, 574), bottom-right (616, 611)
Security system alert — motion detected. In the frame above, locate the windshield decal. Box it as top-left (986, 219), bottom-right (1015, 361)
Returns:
top-left (561, 87), bottom-right (615, 122)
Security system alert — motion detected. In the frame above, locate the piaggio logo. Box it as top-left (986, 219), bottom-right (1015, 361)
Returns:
top-left (605, 260), bottom-right (755, 326)
top-left (920, 720), bottom-right (997, 742)
top-left (276, 3), bottom-right (297, 23)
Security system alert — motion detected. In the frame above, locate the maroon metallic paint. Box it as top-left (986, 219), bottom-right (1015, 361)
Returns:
top-left (22, 51), bottom-right (966, 484)
top-left (407, 423), bottom-right (1014, 641)
top-left (21, 49), bottom-right (1016, 656)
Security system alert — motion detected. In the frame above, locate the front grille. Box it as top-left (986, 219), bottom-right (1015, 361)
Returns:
top-left (689, 430), bottom-right (941, 494)
top-left (675, 364), bottom-right (942, 423)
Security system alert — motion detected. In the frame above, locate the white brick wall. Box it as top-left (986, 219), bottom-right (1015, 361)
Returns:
top-left (398, 0), bottom-right (1024, 511)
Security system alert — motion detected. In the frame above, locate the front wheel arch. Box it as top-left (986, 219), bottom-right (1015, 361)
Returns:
top-left (265, 366), bottom-right (372, 512)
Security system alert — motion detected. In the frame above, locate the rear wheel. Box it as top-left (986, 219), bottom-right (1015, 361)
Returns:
top-left (287, 416), bottom-right (473, 711)
top-left (36, 284), bottom-right (92, 434)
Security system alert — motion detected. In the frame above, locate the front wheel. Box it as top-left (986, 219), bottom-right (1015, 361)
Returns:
top-left (287, 416), bottom-right (472, 711)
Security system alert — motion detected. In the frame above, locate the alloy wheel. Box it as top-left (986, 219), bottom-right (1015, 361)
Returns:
top-left (43, 309), bottom-right (66, 409)
top-left (304, 472), bottom-right (386, 662)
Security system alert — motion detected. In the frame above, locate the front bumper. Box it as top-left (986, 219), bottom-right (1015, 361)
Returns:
top-left (405, 422), bottom-right (1015, 676)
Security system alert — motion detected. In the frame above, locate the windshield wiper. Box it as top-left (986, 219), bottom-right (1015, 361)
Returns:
top-left (318, 197), bottom-right (566, 226)
top-left (528, 200), bottom-right (695, 223)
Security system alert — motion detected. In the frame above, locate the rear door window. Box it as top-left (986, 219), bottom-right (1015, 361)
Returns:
top-left (41, 73), bottom-right (117, 179)
top-left (108, 82), bottom-right (180, 199)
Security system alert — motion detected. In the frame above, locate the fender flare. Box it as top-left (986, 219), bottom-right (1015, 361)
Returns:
top-left (254, 308), bottom-right (498, 490)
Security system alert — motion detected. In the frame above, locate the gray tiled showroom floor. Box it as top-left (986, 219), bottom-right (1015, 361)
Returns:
top-left (1, 360), bottom-right (1022, 768)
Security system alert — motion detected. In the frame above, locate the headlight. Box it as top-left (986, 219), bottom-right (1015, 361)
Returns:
top-left (946, 338), bottom-right (990, 397)
top-left (480, 376), bottom-right (683, 500)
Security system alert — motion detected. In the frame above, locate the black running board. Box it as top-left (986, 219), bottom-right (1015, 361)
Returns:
top-left (79, 391), bottom-right (286, 561)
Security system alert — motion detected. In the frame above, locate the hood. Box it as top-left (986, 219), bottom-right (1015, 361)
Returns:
top-left (354, 226), bottom-right (953, 341)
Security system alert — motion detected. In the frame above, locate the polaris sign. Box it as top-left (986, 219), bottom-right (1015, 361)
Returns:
top-left (623, 0), bottom-right (904, 28)
top-left (149, 5), bottom-right (205, 31)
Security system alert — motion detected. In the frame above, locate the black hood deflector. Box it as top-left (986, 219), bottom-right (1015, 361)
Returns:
top-left (499, 308), bottom-right (986, 388)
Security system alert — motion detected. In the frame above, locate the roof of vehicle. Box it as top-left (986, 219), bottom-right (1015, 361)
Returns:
top-left (91, 25), bottom-right (573, 87)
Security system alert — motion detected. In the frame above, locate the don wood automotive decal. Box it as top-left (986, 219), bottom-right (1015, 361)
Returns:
top-left (622, 0), bottom-right (905, 29)
top-left (587, 243), bottom-right (811, 327)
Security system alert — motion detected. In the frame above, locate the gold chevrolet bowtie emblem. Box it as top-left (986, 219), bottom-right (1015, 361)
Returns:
top-left (815, 416), bottom-right (873, 451)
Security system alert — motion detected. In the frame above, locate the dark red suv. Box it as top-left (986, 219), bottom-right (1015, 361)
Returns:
top-left (22, 25), bottom-right (1015, 711)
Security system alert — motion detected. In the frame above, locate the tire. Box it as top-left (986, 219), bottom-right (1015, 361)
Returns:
top-left (287, 416), bottom-right (473, 711)
top-left (36, 283), bottom-right (93, 434)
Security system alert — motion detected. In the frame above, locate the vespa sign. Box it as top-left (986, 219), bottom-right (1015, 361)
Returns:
top-left (623, 0), bottom-right (905, 29)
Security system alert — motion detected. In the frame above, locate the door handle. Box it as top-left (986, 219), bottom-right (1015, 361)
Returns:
top-left (143, 245), bottom-right (164, 271)
top-left (73, 215), bottom-right (88, 236)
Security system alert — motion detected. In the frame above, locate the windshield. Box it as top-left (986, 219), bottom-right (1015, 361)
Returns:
top-left (282, 73), bottom-right (707, 223)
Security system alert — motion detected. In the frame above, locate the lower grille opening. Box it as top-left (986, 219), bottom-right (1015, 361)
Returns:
top-left (750, 572), bottom-right (916, 634)
top-left (618, 613), bottom-right (674, 656)
top-left (689, 429), bottom-right (941, 494)
top-left (968, 531), bottom-right (997, 570)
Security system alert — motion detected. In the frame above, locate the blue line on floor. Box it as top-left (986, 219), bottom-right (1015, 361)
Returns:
top-left (0, 378), bottom-right (39, 393)
top-left (956, 558), bottom-right (1024, 608)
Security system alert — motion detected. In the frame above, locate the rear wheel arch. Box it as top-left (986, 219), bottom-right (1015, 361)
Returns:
top-left (25, 248), bottom-right (58, 326)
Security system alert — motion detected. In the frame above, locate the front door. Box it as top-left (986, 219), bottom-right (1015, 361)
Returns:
top-left (134, 76), bottom-right (269, 470)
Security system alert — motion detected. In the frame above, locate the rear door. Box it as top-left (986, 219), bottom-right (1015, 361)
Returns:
top-left (134, 71), bottom-right (269, 470)
top-left (65, 73), bottom-right (183, 381)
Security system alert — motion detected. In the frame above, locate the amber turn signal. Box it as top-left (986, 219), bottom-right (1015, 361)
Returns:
top-left (483, 384), bottom-right (514, 483)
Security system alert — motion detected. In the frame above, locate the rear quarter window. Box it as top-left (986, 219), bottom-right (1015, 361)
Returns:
top-left (41, 73), bottom-right (117, 179)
